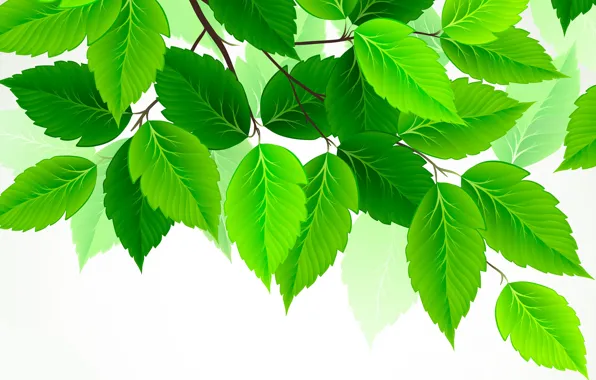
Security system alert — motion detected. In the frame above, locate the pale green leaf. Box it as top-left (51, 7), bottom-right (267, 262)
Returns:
top-left (350, 0), bottom-right (434, 25)
top-left (129, 121), bottom-right (221, 237)
top-left (276, 153), bottom-right (358, 311)
top-left (461, 161), bottom-right (591, 278)
top-left (354, 18), bottom-right (461, 123)
top-left (225, 144), bottom-right (307, 288)
top-left (409, 7), bottom-right (449, 66)
top-left (406, 183), bottom-right (486, 346)
top-left (342, 214), bottom-right (417, 345)
top-left (297, 0), bottom-right (357, 20)
top-left (0, 156), bottom-right (97, 232)
top-left (496, 282), bottom-right (589, 378)
top-left (399, 78), bottom-right (532, 160)
top-left (558, 85), bottom-right (596, 171)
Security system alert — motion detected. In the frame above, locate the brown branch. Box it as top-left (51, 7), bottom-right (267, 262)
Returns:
top-left (131, 99), bottom-right (158, 131)
top-left (262, 51), bottom-right (325, 102)
top-left (295, 35), bottom-right (354, 46)
top-left (413, 30), bottom-right (442, 38)
top-left (396, 142), bottom-right (460, 179)
top-left (191, 29), bottom-right (207, 51)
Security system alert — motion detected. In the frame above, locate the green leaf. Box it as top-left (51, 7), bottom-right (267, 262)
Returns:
top-left (0, 110), bottom-right (94, 174)
top-left (342, 214), bottom-right (417, 345)
top-left (493, 48), bottom-right (581, 167)
top-left (225, 144), bottom-right (307, 289)
top-left (0, 0), bottom-right (121, 56)
top-left (205, 140), bottom-right (254, 260)
top-left (129, 120), bottom-right (221, 237)
top-left (1, 61), bottom-right (131, 147)
top-left (261, 55), bottom-right (336, 140)
top-left (87, 0), bottom-right (169, 124)
top-left (236, 44), bottom-right (279, 117)
top-left (294, 5), bottom-right (329, 59)
top-left (354, 19), bottom-right (461, 124)
top-left (210, 0), bottom-right (298, 59)
top-left (496, 282), bottom-right (589, 378)
top-left (0, 156), bottom-right (97, 232)
top-left (349, 0), bottom-right (434, 25)
top-left (461, 161), bottom-right (591, 278)
top-left (156, 47), bottom-right (251, 150)
top-left (406, 183), bottom-right (486, 346)
top-left (104, 139), bottom-right (173, 271)
top-left (337, 132), bottom-right (434, 227)
top-left (399, 78), bottom-right (532, 160)
top-left (297, 0), bottom-right (357, 19)
top-left (442, 27), bottom-right (565, 85)
top-left (442, 0), bottom-right (529, 45)
top-left (72, 140), bottom-right (126, 270)
top-left (558, 86), bottom-right (596, 171)
top-left (326, 48), bottom-right (400, 140)
top-left (409, 7), bottom-right (449, 66)
top-left (276, 153), bottom-right (358, 311)
top-left (551, 0), bottom-right (595, 33)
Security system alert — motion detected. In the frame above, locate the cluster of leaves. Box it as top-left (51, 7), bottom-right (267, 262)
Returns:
top-left (0, 0), bottom-right (595, 377)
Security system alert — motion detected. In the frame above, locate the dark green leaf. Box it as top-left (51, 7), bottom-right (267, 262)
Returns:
top-left (551, 0), bottom-right (595, 33)
top-left (350, 0), bottom-right (434, 25)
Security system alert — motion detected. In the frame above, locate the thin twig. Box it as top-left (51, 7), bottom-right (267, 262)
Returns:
top-left (396, 142), bottom-right (460, 179)
top-left (191, 29), bottom-right (207, 51)
top-left (413, 30), bottom-right (442, 38)
top-left (295, 35), bottom-right (354, 46)
top-left (487, 261), bottom-right (509, 285)
top-left (262, 51), bottom-right (325, 102)
top-left (131, 99), bottom-right (158, 131)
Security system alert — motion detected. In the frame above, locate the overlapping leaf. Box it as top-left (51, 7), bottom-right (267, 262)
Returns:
top-left (225, 144), bottom-right (307, 288)
top-left (407, 183), bottom-right (486, 346)
top-left (399, 78), bottom-right (531, 160)
top-left (551, 0), bottom-right (596, 33)
top-left (276, 153), bottom-right (358, 311)
top-left (409, 7), bottom-right (449, 65)
top-left (558, 86), bottom-right (596, 171)
top-left (350, 0), bottom-right (434, 25)
top-left (297, 0), bottom-right (357, 20)
top-left (461, 162), bottom-right (591, 277)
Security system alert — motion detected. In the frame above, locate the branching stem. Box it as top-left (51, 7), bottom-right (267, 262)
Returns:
top-left (396, 142), bottom-right (460, 179)
top-left (262, 51), bottom-right (326, 102)
top-left (413, 30), bottom-right (442, 38)
top-left (131, 99), bottom-right (158, 131)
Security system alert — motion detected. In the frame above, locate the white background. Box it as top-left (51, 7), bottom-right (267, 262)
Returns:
top-left (1, 1), bottom-right (596, 379)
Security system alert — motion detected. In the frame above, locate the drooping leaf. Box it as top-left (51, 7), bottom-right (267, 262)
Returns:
top-left (0, 0), bottom-right (121, 56)
top-left (349, 0), bottom-right (434, 25)
top-left (551, 0), bottom-right (596, 33)
top-left (406, 183), bottom-right (486, 346)
top-left (87, 0), bottom-right (169, 124)
top-left (354, 19), bottom-right (461, 123)
top-left (297, 0), bottom-right (357, 20)
top-left (326, 48), bottom-right (400, 140)
top-left (225, 144), bottom-right (307, 288)
top-left (1, 61), bottom-right (131, 147)
top-left (558, 86), bottom-right (596, 171)
top-left (493, 48), bottom-right (581, 167)
top-left (399, 78), bottom-right (531, 160)
top-left (129, 121), bottom-right (221, 237)
top-left (0, 156), bottom-right (97, 232)
top-left (337, 132), bottom-right (434, 227)
top-left (156, 47), bottom-right (251, 150)
top-left (442, 27), bottom-right (565, 85)
top-left (409, 7), bottom-right (449, 66)
top-left (276, 153), bottom-right (358, 311)
top-left (72, 140), bottom-right (126, 270)
top-left (261, 55), bottom-right (336, 140)
top-left (210, 0), bottom-right (298, 59)
top-left (496, 282), bottom-right (589, 378)
top-left (342, 214), bottom-right (417, 345)
top-left (461, 161), bottom-right (591, 278)
top-left (104, 139), bottom-right (173, 271)
top-left (442, 0), bottom-right (529, 45)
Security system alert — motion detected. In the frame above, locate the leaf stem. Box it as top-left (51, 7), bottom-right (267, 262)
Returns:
top-left (396, 142), bottom-right (460, 179)
top-left (131, 99), bottom-right (158, 131)
top-left (262, 51), bottom-right (326, 102)
top-left (413, 30), bottom-right (442, 38)
top-left (487, 261), bottom-right (509, 285)
top-left (295, 35), bottom-right (354, 46)
top-left (191, 29), bottom-right (207, 51)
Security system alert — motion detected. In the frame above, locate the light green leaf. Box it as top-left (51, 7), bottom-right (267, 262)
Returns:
top-left (551, 0), bottom-right (595, 33)
top-left (442, 27), bottom-right (565, 85)
top-left (461, 161), bottom-right (591, 278)
top-left (261, 55), bottom-right (336, 140)
top-left (87, 0), bottom-right (169, 124)
top-left (496, 282), bottom-right (589, 378)
top-left (342, 214), bottom-right (417, 345)
top-left (1, 61), bottom-right (131, 147)
top-left (0, 0), bottom-right (121, 56)
top-left (493, 48), bottom-right (581, 167)
top-left (0, 156), bottom-right (97, 232)
top-left (350, 0), bottom-right (434, 25)
top-left (407, 183), bottom-right (486, 346)
top-left (409, 7), bottom-right (449, 66)
top-left (210, 0), bottom-right (298, 59)
top-left (442, 0), bottom-right (529, 45)
top-left (558, 86), bottom-right (596, 171)
top-left (129, 121), bottom-right (221, 237)
top-left (156, 47), bottom-right (250, 150)
top-left (225, 144), bottom-right (307, 289)
top-left (297, 0), bottom-right (357, 20)
top-left (294, 5), bottom-right (331, 59)
top-left (0, 110), bottom-right (94, 174)
top-left (337, 132), bottom-right (434, 227)
top-left (59, 0), bottom-right (98, 6)
top-left (326, 48), bottom-right (400, 140)
top-left (236, 44), bottom-right (279, 117)
top-left (399, 78), bottom-right (532, 160)
top-left (276, 153), bottom-right (358, 311)
top-left (72, 140), bottom-right (126, 270)
top-left (354, 19), bottom-right (461, 124)
top-left (104, 139), bottom-right (173, 271)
